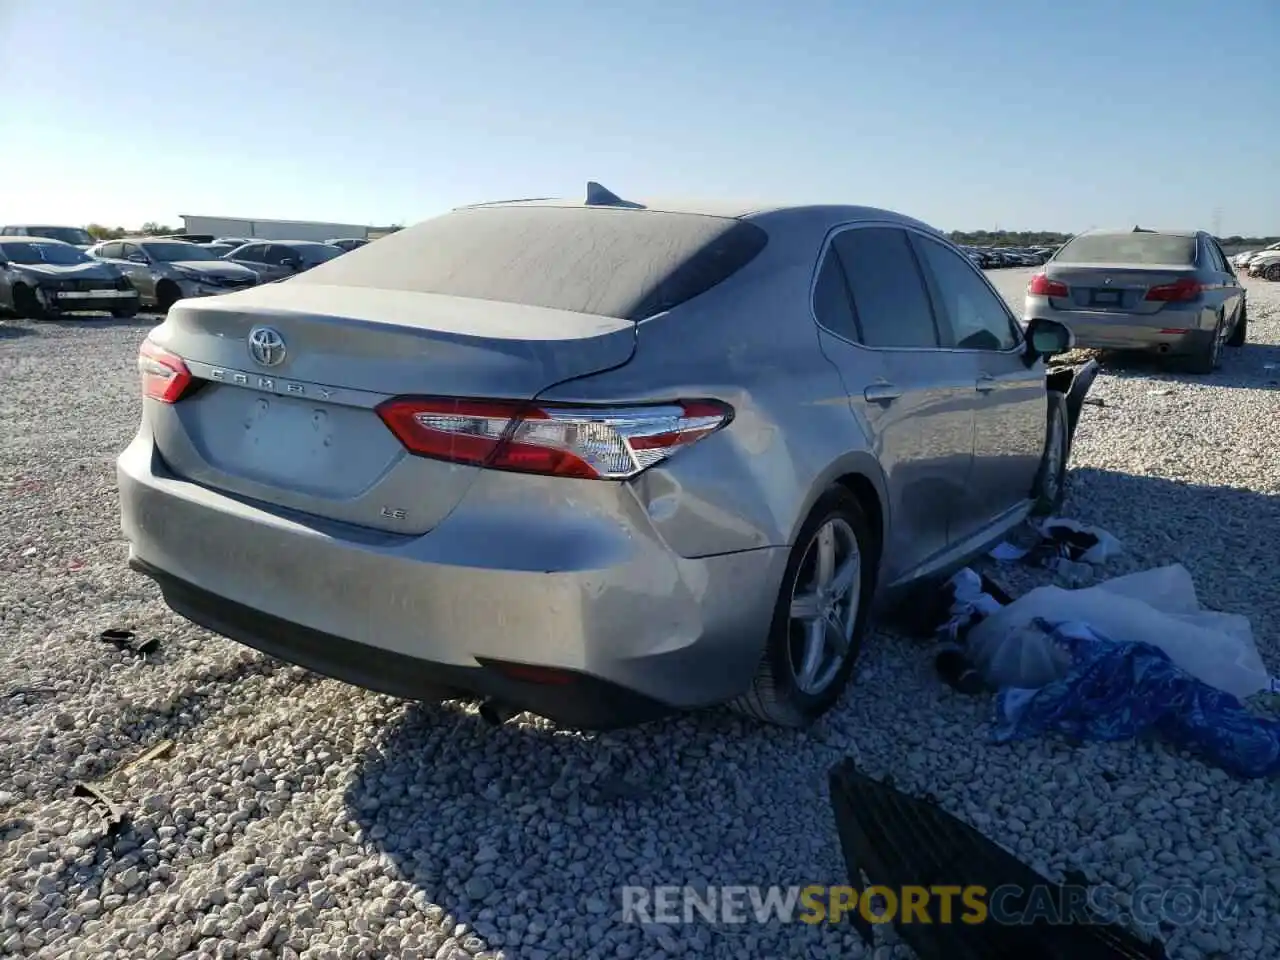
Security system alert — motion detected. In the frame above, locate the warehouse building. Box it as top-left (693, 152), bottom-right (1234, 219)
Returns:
top-left (179, 214), bottom-right (399, 243)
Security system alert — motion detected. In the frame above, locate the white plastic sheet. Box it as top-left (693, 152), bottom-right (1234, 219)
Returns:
top-left (966, 564), bottom-right (1272, 699)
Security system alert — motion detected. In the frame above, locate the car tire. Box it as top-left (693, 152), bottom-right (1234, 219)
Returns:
top-left (1185, 318), bottom-right (1223, 374)
top-left (12, 284), bottom-right (47, 321)
top-left (1227, 301), bottom-right (1247, 347)
top-left (156, 281), bottom-right (181, 313)
top-left (1267, 263), bottom-right (1280, 282)
top-left (1031, 392), bottom-right (1069, 517)
top-left (730, 487), bottom-right (876, 728)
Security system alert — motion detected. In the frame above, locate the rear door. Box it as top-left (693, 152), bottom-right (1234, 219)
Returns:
top-left (909, 232), bottom-right (1045, 538)
top-left (1203, 235), bottom-right (1244, 329)
top-left (228, 243), bottom-right (281, 281)
top-left (116, 242), bottom-right (156, 299)
top-left (813, 224), bottom-right (978, 582)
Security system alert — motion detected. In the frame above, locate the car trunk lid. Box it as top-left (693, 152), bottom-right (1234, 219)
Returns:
top-left (1046, 263), bottom-right (1203, 316)
top-left (146, 283), bottom-right (637, 534)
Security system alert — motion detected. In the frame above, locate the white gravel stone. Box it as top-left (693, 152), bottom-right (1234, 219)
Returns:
top-left (1, 284), bottom-right (1278, 959)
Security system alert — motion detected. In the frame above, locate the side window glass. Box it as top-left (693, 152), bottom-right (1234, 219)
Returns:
top-left (1206, 240), bottom-right (1226, 272)
top-left (262, 245), bottom-right (288, 265)
top-left (812, 250), bottom-right (859, 341)
top-left (238, 244), bottom-right (264, 262)
top-left (832, 227), bottom-right (938, 349)
top-left (100, 242), bottom-right (119, 259)
top-left (121, 243), bottom-right (141, 260)
top-left (912, 234), bottom-right (1020, 352)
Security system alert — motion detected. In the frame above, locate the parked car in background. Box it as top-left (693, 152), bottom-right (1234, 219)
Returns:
top-left (1024, 227), bottom-right (1246, 372)
top-left (87, 238), bottom-right (260, 311)
top-left (0, 237), bottom-right (139, 319)
top-left (200, 242), bottom-right (242, 256)
top-left (1, 224), bottom-right (97, 250)
top-left (1248, 247), bottom-right (1280, 281)
top-left (118, 187), bottom-right (1093, 732)
top-left (327, 238), bottom-right (369, 252)
top-left (221, 240), bottom-right (345, 282)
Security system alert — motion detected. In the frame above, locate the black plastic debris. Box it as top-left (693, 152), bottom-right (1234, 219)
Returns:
top-left (72, 739), bottom-right (175, 839)
top-left (827, 760), bottom-right (1169, 959)
top-left (72, 782), bottom-right (128, 836)
top-left (99, 628), bottom-right (159, 656)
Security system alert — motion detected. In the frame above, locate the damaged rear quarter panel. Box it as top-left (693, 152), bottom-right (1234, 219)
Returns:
top-left (535, 260), bottom-right (877, 560)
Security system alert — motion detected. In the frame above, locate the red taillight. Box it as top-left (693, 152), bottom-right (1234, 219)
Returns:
top-left (137, 340), bottom-right (192, 403)
top-left (1144, 278), bottom-right (1203, 303)
top-left (1028, 273), bottom-right (1069, 297)
top-left (375, 396), bottom-right (733, 480)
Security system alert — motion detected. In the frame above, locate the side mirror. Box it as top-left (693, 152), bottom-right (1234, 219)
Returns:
top-left (127, 253), bottom-right (148, 264)
top-left (1024, 318), bottom-right (1074, 365)
top-left (282, 258), bottom-right (301, 270)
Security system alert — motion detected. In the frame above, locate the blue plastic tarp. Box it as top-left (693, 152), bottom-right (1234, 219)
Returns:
top-left (992, 619), bottom-right (1280, 779)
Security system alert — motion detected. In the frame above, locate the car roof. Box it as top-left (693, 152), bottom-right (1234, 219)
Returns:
top-left (456, 196), bottom-right (944, 240)
top-left (0, 235), bottom-right (73, 246)
top-left (1073, 227), bottom-right (1202, 239)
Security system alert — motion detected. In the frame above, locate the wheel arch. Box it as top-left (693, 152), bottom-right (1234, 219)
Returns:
top-left (790, 450), bottom-right (888, 564)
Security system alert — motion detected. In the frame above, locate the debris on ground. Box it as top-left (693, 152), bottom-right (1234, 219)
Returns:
top-left (994, 619), bottom-right (1280, 779)
top-left (827, 759), bottom-right (1170, 959)
top-left (70, 739), bottom-right (176, 837)
top-left (98, 627), bottom-right (159, 655)
top-left (969, 564), bottom-right (1270, 698)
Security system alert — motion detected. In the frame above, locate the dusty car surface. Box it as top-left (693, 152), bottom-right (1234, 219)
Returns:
top-left (118, 185), bottom-right (1087, 730)
top-left (87, 239), bottom-right (261, 311)
top-left (1023, 227), bottom-right (1247, 372)
top-left (0, 237), bottom-right (140, 319)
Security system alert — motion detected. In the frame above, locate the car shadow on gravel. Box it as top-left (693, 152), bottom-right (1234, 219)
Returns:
top-left (346, 699), bottom-right (852, 955)
top-left (1090, 342), bottom-right (1280, 388)
top-left (0, 322), bottom-right (37, 339)
top-left (1059, 466), bottom-right (1279, 638)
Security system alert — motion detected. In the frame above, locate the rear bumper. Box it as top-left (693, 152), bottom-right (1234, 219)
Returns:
top-left (117, 431), bottom-right (786, 729)
top-left (129, 556), bottom-right (673, 728)
top-left (1024, 302), bottom-right (1211, 354)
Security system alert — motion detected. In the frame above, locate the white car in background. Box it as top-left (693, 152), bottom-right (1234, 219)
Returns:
top-left (1248, 247), bottom-right (1280, 280)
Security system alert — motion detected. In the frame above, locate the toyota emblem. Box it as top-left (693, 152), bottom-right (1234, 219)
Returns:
top-left (247, 326), bottom-right (287, 367)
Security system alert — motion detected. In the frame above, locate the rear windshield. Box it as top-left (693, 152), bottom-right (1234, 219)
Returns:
top-left (293, 205), bottom-right (769, 320)
top-left (1056, 233), bottom-right (1197, 266)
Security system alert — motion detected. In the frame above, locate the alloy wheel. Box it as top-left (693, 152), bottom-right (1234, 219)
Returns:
top-left (787, 518), bottom-right (861, 695)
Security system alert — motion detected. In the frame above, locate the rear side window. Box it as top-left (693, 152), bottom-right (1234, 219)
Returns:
top-left (832, 227), bottom-right (939, 349)
top-left (812, 252), bottom-right (859, 340)
top-left (1057, 232), bottom-right (1196, 266)
top-left (292, 205), bottom-right (769, 321)
top-left (1201, 238), bottom-right (1226, 271)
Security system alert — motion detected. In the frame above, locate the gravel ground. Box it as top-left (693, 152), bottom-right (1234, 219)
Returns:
top-left (1, 272), bottom-right (1278, 960)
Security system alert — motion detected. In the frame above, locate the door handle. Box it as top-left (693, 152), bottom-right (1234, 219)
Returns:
top-left (863, 382), bottom-right (902, 404)
top-left (975, 374), bottom-right (997, 393)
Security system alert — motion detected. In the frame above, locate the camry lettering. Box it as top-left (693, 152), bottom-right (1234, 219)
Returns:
top-left (208, 368), bottom-right (324, 397)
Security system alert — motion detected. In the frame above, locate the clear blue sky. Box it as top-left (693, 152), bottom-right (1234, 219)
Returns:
top-left (3, 0), bottom-right (1276, 235)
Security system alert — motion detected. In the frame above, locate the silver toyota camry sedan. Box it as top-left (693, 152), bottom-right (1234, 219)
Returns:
top-left (117, 184), bottom-right (1093, 730)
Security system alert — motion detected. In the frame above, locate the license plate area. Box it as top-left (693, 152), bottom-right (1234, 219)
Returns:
top-left (240, 394), bottom-right (337, 471)
top-left (1090, 288), bottom-right (1122, 307)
